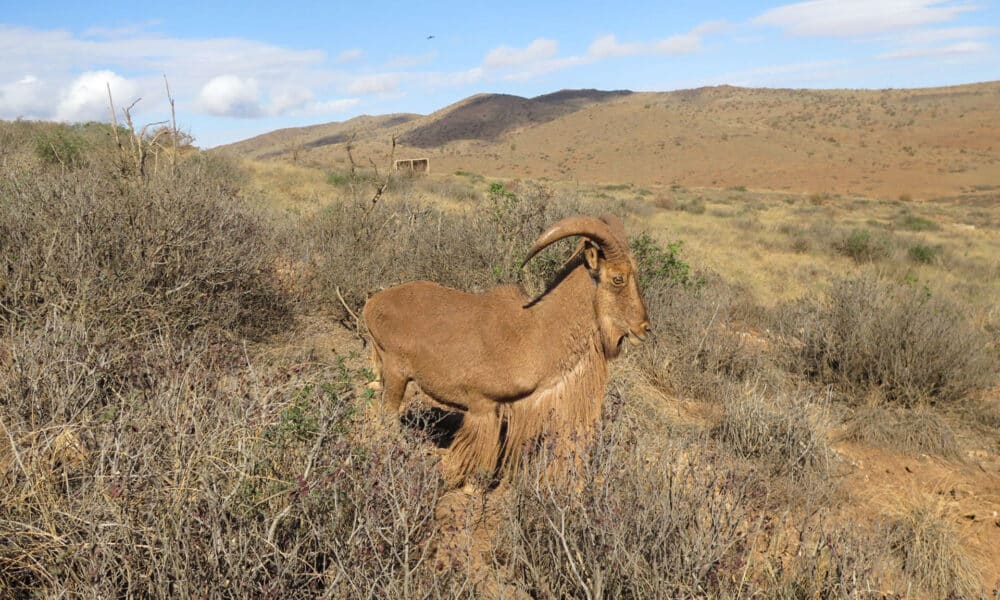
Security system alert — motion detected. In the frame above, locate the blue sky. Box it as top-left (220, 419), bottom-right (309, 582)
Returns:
top-left (2, 1), bottom-right (998, 147)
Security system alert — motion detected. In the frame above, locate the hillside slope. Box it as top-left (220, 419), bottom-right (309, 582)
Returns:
top-left (221, 82), bottom-right (1000, 199)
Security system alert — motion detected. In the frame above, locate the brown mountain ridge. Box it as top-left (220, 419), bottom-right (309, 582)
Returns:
top-left (217, 82), bottom-right (1000, 199)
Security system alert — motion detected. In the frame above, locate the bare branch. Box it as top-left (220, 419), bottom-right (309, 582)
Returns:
top-left (164, 74), bottom-right (178, 176)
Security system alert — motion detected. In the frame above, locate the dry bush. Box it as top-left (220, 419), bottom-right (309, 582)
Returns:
top-left (781, 273), bottom-right (996, 407)
top-left (285, 180), bottom-right (602, 319)
top-left (713, 385), bottom-right (834, 479)
top-left (761, 522), bottom-right (894, 599)
top-left (633, 271), bottom-right (779, 402)
top-left (496, 407), bottom-right (765, 597)
top-left (840, 405), bottom-right (963, 459)
top-left (492, 392), bottom-right (886, 598)
top-left (0, 326), bottom-right (472, 597)
top-left (885, 498), bottom-right (983, 598)
top-left (653, 192), bottom-right (676, 210)
top-left (0, 136), bottom-right (477, 597)
top-left (419, 177), bottom-right (480, 203)
top-left (1, 120), bottom-right (119, 172)
top-left (0, 152), bottom-right (286, 337)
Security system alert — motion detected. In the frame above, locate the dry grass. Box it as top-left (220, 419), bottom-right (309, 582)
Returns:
top-left (492, 390), bottom-right (890, 598)
top-left (713, 385), bottom-right (834, 479)
top-left (885, 497), bottom-right (984, 598)
top-left (279, 179), bottom-right (607, 319)
top-left (0, 124), bottom-right (464, 597)
top-left (840, 405), bottom-right (964, 460)
top-left (780, 272), bottom-right (996, 407)
top-left (631, 269), bottom-right (781, 403)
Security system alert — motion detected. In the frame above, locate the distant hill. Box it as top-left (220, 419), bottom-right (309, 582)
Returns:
top-left (215, 113), bottom-right (420, 160)
top-left (218, 83), bottom-right (1000, 199)
top-left (400, 89), bottom-right (631, 147)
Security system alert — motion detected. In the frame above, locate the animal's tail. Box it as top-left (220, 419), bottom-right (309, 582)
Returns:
top-left (335, 286), bottom-right (367, 346)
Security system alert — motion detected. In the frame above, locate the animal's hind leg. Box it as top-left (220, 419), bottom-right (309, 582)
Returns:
top-left (366, 346), bottom-right (383, 392)
top-left (379, 360), bottom-right (408, 415)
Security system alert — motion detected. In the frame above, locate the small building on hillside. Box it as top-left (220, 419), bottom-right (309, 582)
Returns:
top-left (393, 158), bottom-right (430, 175)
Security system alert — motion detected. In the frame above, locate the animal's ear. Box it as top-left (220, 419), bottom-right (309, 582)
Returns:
top-left (565, 239), bottom-right (587, 265)
top-left (583, 244), bottom-right (600, 270)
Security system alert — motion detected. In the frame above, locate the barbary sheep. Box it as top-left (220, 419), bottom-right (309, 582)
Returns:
top-left (363, 214), bottom-right (651, 483)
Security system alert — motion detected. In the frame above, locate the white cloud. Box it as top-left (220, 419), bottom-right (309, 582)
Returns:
top-left (589, 32), bottom-right (703, 58)
top-left (893, 25), bottom-right (1000, 44)
top-left (878, 40), bottom-right (991, 58)
top-left (654, 32), bottom-right (703, 54)
top-left (336, 48), bottom-right (363, 63)
top-left (197, 75), bottom-right (262, 118)
top-left (422, 67), bottom-right (484, 89)
top-left (691, 20), bottom-right (732, 36)
top-left (310, 98), bottom-right (361, 113)
top-left (0, 25), bottom-right (372, 122)
top-left (498, 56), bottom-right (591, 81)
top-left (196, 75), bottom-right (357, 117)
top-left (82, 20), bottom-right (162, 39)
top-left (484, 39), bottom-right (559, 68)
top-left (0, 24), bottom-right (333, 120)
top-left (57, 70), bottom-right (139, 122)
top-left (387, 51), bottom-right (437, 68)
top-left (269, 85), bottom-right (314, 114)
top-left (588, 35), bottom-right (642, 58)
top-left (345, 73), bottom-right (401, 94)
top-left (753, 0), bottom-right (976, 37)
top-left (478, 23), bottom-right (721, 82)
top-left (0, 75), bottom-right (50, 119)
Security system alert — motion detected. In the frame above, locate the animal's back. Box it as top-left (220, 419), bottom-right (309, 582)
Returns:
top-left (364, 281), bottom-right (527, 348)
top-left (363, 280), bottom-right (538, 405)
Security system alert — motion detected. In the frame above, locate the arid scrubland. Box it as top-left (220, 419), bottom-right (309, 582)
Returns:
top-left (2, 119), bottom-right (999, 598)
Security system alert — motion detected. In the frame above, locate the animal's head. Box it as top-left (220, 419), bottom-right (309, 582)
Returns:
top-left (524, 214), bottom-right (651, 358)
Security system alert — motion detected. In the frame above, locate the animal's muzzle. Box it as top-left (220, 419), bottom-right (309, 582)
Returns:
top-left (627, 321), bottom-right (652, 345)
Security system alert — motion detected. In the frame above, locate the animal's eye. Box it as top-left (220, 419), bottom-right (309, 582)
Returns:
top-left (612, 275), bottom-right (625, 286)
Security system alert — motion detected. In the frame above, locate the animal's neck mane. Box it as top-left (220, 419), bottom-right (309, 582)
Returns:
top-left (501, 265), bottom-right (608, 473)
top-left (526, 263), bottom-right (602, 367)
top-left (446, 264), bottom-right (609, 482)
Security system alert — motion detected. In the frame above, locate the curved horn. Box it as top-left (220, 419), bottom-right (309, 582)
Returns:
top-left (522, 215), bottom-right (627, 267)
top-left (599, 213), bottom-right (628, 246)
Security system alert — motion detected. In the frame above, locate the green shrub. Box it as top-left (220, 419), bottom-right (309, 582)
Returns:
top-left (629, 233), bottom-right (695, 288)
top-left (908, 243), bottom-right (941, 264)
top-left (898, 213), bottom-right (939, 231)
top-left (33, 125), bottom-right (86, 168)
top-left (326, 170), bottom-right (350, 186)
top-left (835, 228), bottom-right (892, 262)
